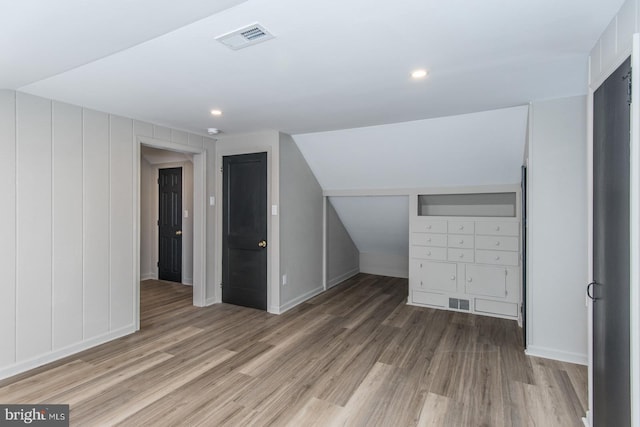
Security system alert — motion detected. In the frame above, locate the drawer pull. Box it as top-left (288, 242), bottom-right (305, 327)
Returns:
top-left (496, 226), bottom-right (501, 231)
top-left (427, 251), bottom-right (432, 256)
top-left (467, 277), bottom-right (473, 283)
top-left (495, 256), bottom-right (500, 261)
top-left (495, 241), bottom-right (500, 246)
top-left (450, 275), bottom-right (456, 280)
top-left (459, 225), bottom-right (464, 230)
top-left (427, 237), bottom-right (431, 242)
top-left (420, 263), bottom-right (423, 268)
top-left (459, 239), bottom-right (464, 244)
top-left (459, 253), bottom-right (464, 259)
top-left (427, 225), bottom-right (432, 229)
top-left (420, 280), bottom-right (423, 287)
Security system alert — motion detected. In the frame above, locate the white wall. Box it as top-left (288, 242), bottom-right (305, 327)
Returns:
top-left (279, 133), bottom-right (325, 310)
top-left (527, 95), bottom-right (588, 364)
top-left (0, 89), bottom-right (215, 380)
top-left (326, 199), bottom-right (359, 288)
top-left (329, 196), bottom-right (409, 278)
top-left (140, 158), bottom-right (194, 284)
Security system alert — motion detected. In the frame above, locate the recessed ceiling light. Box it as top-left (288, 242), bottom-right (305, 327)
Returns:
top-left (207, 128), bottom-right (221, 135)
top-left (210, 109), bottom-right (223, 116)
top-left (411, 69), bottom-right (428, 79)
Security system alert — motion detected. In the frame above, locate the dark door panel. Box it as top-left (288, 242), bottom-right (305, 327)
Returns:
top-left (158, 167), bottom-right (182, 283)
top-left (222, 152), bottom-right (267, 310)
top-left (593, 57), bottom-right (631, 427)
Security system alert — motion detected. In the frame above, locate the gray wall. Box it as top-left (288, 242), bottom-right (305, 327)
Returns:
top-left (527, 95), bottom-right (588, 364)
top-left (279, 133), bottom-right (324, 310)
top-left (326, 199), bottom-right (359, 288)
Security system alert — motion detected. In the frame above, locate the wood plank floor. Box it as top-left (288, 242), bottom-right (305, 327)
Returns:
top-left (0, 274), bottom-right (587, 426)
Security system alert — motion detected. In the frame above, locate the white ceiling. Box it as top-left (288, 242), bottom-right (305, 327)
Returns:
top-left (6, 0), bottom-right (623, 136)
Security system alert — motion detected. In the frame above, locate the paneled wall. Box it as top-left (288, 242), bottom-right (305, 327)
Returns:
top-left (590, 0), bottom-right (637, 86)
top-left (0, 90), bottom-right (214, 379)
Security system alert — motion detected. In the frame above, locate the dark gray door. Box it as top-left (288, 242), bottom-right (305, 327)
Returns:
top-left (222, 152), bottom-right (268, 310)
top-left (592, 57), bottom-right (631, 426)
top-left (158, 167), bottom-right (182, 283)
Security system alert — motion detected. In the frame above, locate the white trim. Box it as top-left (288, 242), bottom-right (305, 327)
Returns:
top-left (134, 136), bottom-right (206, 320)
top-left (586, 68), bottom-right (595, 427)
top-left (0, 325), bottom-right (135, 381)
top-left (322, 196), bottom-right (327, 291)
top-left (525, 346), bottom-right (588, 366)
top-left (324, 184), bottom-right (520, 198)
top-left (630, 33), bottom-right (640, 427)
top-left (140, 273), bottom-right (156, 281)
top-left (326, 268), bottom-right (360, 289)
top-left (276, 285), bottom-right (325, 314)
top-left (205, 297), bottom-right (217, 306)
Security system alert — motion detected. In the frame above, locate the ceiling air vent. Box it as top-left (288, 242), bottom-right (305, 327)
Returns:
top-left (215, 23), bottom-right (274, 50)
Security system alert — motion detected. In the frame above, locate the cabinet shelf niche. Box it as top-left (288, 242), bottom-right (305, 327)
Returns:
top-left (417, 192), bottom-right (516, 217)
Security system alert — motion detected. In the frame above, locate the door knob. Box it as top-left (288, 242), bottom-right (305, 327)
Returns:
top-left (258, 240), bottom-right (267, 248)
top-left (175, 230), bottom-right (182, 236)
top-left (587, 281), bottom-right (599, 300)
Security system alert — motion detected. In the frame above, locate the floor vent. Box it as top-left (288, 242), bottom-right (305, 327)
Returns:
top-left (216, 23), bottom-right (275, 50)
top-left (449, 298), bottom-right (470, 311)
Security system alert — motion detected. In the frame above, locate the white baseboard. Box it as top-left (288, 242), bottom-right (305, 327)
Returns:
top-left (277, 285), bottom-right (325, 315)
top-left (326, 268), bottom-right (359, 289)
top-left (525, 345), bottom-right (588, 365)
top-left (182, 278), bottom-right (193, 286)
top-left (0, 325), bottom-right (136, 381)
top-left (205, 297), bottom-right (218, 306)
top-left (140, 273), bottom-right (156, 281)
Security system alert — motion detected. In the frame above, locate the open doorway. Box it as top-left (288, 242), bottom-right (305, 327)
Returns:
top-left (135, 138), bottom-right (207, 331)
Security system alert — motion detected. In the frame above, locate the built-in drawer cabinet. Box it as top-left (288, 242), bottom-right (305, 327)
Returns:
top-left (476, 221), bottom-right (519, 236)
top-left (475, 235), bottom-right (519, 251)
top-left (448, 220), bottom-right (474, 235)
top-left (475, 249), bottom-right (519, 266)
top-left (465, 264), bottom-right (507, 298)
top-left (409, 212), bottom-right (520, 321)
top-left (413, 219), bottom-right (447, 234)
top-left (447, 248), bottom-right (474, 263)
top-left (411, 232), bottom-right (447, 247)
top-left (410, 260), bottom-right (457, 293)
top-left (447, 235), bottom-right (474, 249)
top-left (411, 246), bottom-right (447, 261)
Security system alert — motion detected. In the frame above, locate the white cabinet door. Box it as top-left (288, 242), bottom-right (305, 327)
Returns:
top-left (465, 264), bottom-right (507, 298)
top-left (411, 260), bottom-right (457, 293)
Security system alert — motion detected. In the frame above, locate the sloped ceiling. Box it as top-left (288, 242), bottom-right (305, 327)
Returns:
top-left (6, 0), bottom-right (624, 135)
top-left (296, 106), bottom-right (528, 261)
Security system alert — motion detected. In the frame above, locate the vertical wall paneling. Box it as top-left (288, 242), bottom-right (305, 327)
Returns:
top-left (134, 120), bottom-right (153, 138)
top-left (188, 133), bottom-right (204, 149)
top-left (15, 93), bottom-right (53, 361)
top-left (171, 129), bottom-right (188, 145)
top-left (110, 116), bottom-right (134, 330)
top-left (153, 125), bottom-right (171, 141)
top-left (83, 109), bottom-right (110, 338)
top-left (52, 102), bottom-right (83, 350)
top-left (0, 91), bottom-right (16, 366)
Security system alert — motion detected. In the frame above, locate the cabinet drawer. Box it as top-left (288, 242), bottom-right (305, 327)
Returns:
top-left (412, 290), bottom-right (447, 308)
top-left (447, 248), bottom-right (474, 263)
top-left (475, 235), bottom-right (519, 251)
top-left (411, 246), bottom-right (447, 261)
top-left (448, 220), bottom-right (474, 234)
top-left (410, 260), bottom-right (457, 293)
top-left (413, 219), bottom-right (447, 234)
top-left (474, 298), bottom-right (518, 318)
top-left (465, 264), bottom-right (507, 298)
top-left (411, 233), bottom-right (447, 247)
top-left (476, 221), bottom-right (519, 236)
top-left (475, 250), bottom-right (519, 266)
top-left (447, 235), bottom-right (474, 249)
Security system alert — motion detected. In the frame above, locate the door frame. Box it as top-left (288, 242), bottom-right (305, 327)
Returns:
top-left (586, 36), bottom-right (640, 426)
top-left (134, 136), bottom-right (207, 330)
top-left (215, 144), bottom-right (279, 314)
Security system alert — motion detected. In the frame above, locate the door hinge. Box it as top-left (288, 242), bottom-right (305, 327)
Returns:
top-left (157, 178), bottom-right (159, 184)
top-left (157, 219), bottom-right (159, 226)
top-left (156, 261), bottom-right (159, 267)
top-left (623, 70), bottom-right (632, 105)
top-left (220, 166), bottom-right (223, 173)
